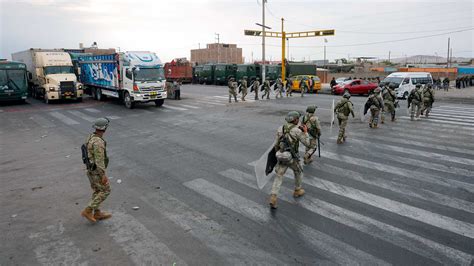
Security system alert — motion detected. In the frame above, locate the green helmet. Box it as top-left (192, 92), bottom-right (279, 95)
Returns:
top-left (243, 76), bottom-right (248, 79)
top-left (285, 111), bottom-right (300, 123)
top-left (343, 92), bottom-right (351, 98)
top-left (256, 77), bottom-right (260, 80)
top-left (93, 117), bottom-right (110, 131)
top-left (415, 84), bottom-right (422, 88)
top-left (306, 105), bottom-right (317, 113)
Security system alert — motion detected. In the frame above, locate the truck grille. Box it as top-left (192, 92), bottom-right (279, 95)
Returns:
top-left (141, 87), bottom-right (164, 92)
top-left (60, 81), bottom-right (75, 94)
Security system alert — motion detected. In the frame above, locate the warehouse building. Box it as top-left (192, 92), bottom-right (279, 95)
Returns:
top-left (191, 43), bottom-right (243, 65)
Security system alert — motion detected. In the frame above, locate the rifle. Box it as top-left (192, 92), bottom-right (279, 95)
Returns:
top-left (309, 136), bottom-right (323, 158)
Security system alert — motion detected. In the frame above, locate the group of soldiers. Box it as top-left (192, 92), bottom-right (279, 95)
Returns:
top-left (227, 76), bottom-right (315, 103)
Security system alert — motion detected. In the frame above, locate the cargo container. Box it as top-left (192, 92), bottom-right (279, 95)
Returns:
top-left (77, 51), bottom-right (166, 109)
top-left (0, 60), bottom-right (28, 102)
top-left (12, 49), bottom-right (83, 103)
top-left (164, 58), bottom-right (193, 83)
top-left (201, 64), bottom-right (215, 84)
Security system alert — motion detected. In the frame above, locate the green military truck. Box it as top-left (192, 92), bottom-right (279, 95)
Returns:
top-left (236, 64), bottom-right (260, 84)
top-left (214, 63), bottom-right (237, 85)
top-left (193, 65), bottom-right (204, 84)
top-left (265, 65), bottom-right (281, 81)
top-left (0, 60), bottom-right (28, 103)
top-left (201, 64), bottom-right (215, 84)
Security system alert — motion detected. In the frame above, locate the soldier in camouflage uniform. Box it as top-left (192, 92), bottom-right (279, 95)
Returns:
top-left (270, 111), bottom-right (311, 209)
top-left (81, 118), bottom-right (112, 223)
top-left (261, 77), bottom-right (271, 100)
top-left (366, 87), bottom-right (384, 128)
top-left (302, 105), bottom-right (321, 165)
top-left (286, 76), bottom-right (293, 97)
top-left (299, 77), bottom-right (308, 97)
top-left (240, 76), bottom-right (248, 101)
top-left (381, 85), bottom-right (397, 123)
top-left (228, 77), bottom-right (238, 103)
top-left (275, 76), bottom-right (283, 99)
top-left (408, 84), bottom-right (424, 120)
top-left (252, 77), bottom-right (260, 100)
top-left (421, 83), bottom-right (435, 117)
top-left (334, 92), bottom-right (355, 144)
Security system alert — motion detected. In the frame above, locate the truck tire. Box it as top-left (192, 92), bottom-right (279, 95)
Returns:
top-left (124, 92), bottom-right (135, 109)
top-left (154, 99), bottom-right (164, 107)
top-left (96, 88), bottom-right (106, 101)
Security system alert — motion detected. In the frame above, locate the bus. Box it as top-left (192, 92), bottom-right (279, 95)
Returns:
top-left (0, 60), bottom-right (28, 103)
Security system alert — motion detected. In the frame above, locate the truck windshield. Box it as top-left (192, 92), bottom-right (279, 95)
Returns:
top-left (44, 66), bottom-right (74, 75)
top-left (134, 68), bottom-right (165, 82)
top-left (0, 69), bottom-right (27, 89)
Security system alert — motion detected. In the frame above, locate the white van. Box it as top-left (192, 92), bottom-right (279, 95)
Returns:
top-left (381, 72), bottom-right (433, 99)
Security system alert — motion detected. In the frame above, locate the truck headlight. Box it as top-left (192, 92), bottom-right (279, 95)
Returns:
top-left (49, 87), bottom-right (56, 92)
top-left (78, 84), bottom-right (83, 89)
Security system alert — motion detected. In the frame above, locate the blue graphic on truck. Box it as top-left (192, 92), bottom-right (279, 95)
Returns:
top-left (78, 54), bottom-right (118, 90)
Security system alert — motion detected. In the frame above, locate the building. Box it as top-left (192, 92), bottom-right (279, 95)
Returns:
top-left (191, 43), bottom-right (243, 65)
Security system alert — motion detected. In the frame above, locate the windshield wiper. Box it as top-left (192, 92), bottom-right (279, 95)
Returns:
top-left (7, 78), bottom-right (20, 91)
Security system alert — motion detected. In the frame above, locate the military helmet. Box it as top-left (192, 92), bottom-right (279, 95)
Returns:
top-left (415, 84), bottom-right (422, 88)
top-left (256, 77), bottom-right (260, 80)
top-left (343, 92), bottom-right (351, 98)
top-left (285, 111), bottom-right (300, 122)
top-left (306, 105), bottom-right (317, 113)
top-left (426, 83), bottom-right (432, 88)
top-left (93, 117), bottom-right (110, 131)
top-left (266, 76), bottom-right (270, 80)
top-left (374, 87), bottom-right (381, 93)
top-left (243, 76), bottom-right (248, 79)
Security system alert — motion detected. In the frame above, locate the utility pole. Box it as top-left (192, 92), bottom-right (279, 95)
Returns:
top-left (450, 48), bottom-right (453, 66)
top-left (447, 37), bottom-right (450, 68)
top-left (388, 51), bottom-right (391, 63)
top-left (323, 38), bottom-right (327, 67)
top-left (261, 0), bottom-right (266, 81)
top-left (286, 37), bottom-right (289, 59)
top-left (215, 33), bottom-right (220, 63)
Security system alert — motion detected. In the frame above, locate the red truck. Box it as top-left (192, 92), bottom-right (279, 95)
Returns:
top-left (164, 58), bottom-right (192, 83)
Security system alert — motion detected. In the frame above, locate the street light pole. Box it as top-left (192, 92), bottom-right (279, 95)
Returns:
top-left (261, 0), bottom-right (266, 81)
top-left (215, 33), bottom-right (220, 63)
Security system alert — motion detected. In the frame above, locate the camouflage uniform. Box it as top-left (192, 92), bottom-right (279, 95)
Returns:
top-left (262, 79), bottom-right (271, 99)
top-left (421, 85), bottom-right (435, 117)
top-left (408, 86), bottom-right (424, 120)
top-left (299, 78), bottom-right (308, 97)
top-left (302, 108), bottom-right (321, 165)
top-left (228, 79), bottom-right (238, 103)
top-left (334, 94), bottom-right (355, 144)
top-left (381, 86), bottom-right (397, 123)
top-left (85, 133), bottom-right (110, 211)
top-left (286, 77), bottom-right (293, 97)
top-left (275, 77), bottom-right (283, 98)
top-left (240, 78), bottom-right (248, 101)
top-left (271, 120), bottom-right (311, 204)
top-left (367, 89), bottom-right (384, 128)
top-left (252, 79), bottom-right (260, 100)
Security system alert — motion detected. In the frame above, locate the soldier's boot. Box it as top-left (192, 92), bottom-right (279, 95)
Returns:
top-left (269, 194), bottom-right (278, 209)
top-left (337, 138), bottom-right (343, 144)
top-left (391, 113), bottom-right (396, 122)
top-left (81, 207), bottom-right (97, 223)
top-left (343, 135), bottom-right (347, 142)
top-left (293, 188), bottom-right (305, 198)
top-left (369, 122), bottom-right (373, 128)
top-left (303, 155), bottom-right (313, 165)
top-left (94, 209), bottom-right (112, 221)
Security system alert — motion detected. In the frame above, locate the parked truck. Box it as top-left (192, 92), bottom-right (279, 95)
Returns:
top-left (0, 60), bottom-right (28, 103)
top-left (12, 49), bottom-right (83, 103)
top-left (164, 58), bottom-right (193, 83)
top-left (77, 51), bottom-right (166, 109)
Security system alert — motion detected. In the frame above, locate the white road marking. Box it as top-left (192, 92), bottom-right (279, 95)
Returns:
top-left (30, 114), bottom-right (56, 128)
top-left (426, 115), bottom-right (474, 124)
top-left (399, 116), bottom-right (474, 128)
top-left (219, 168), bottom-right (474, 265)
top-left (194, 100), bottom-right (226, 106)
top-left (105, 211), bottom-right (186, 266)
top-left (29, 223), bottom-right (86, 265)
top-left (107, 115), bottom-right (121, 120)
top-left (68, 110), bottom-right (96, 122)
top-left (162, 105), bottom-right (188, 111)
top-left (84, 108), bottom-right (101, 113)
top-left (174, 104), bottom-right (201, 109)
top-left (440, 105), bottom-right (474, 111)
top-left (184, 178), bottom-right (390, 266)
top-left (430, 113), bottom-right (474, 121)
top-left (376, 129), bottom-right (474, 150)
top-left (49, 112), bottom-right (80, 125)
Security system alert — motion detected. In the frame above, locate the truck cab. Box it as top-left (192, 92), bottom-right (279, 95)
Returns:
top-left (0, 60), bottom-right (28, 102)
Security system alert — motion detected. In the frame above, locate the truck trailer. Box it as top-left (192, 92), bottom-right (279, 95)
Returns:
top-left (0, 60), bottom-right (28, 102)
top-left (12, 49), bottom-right (83, 103)
top-left (77, 51), bottom-right (166, 109)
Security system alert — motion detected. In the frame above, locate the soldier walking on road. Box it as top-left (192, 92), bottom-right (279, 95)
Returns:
top-left (302, 105), bottom-right (321, 165)
top-left (252, 77), bottom-right (260, 100)
top-left (275, 76), bottom-right (283, 99)
top-left (270, 111), bottom-right (311, 209)
top-left (228, 77), bottom-right (238, 103)
top-left (335, 92), bottom-right (355, 144)
top-left (240, 76), bottom-right (248, 101)
top-left (81, 118), bottom-right (112, 223)
top-left (421, 83), bottom-right (435, 117)
top-left (381, 85), bottom-right (397, 123)
top-left (299, 77), bottom-right (308, 97)
top-left (366, 87), bottom-right (384, 128)
top-left (262, 77), bottom-right (271, 100)
top-left (286, 76), bottom-right (293, 97)
top-left (408, 84), bottom-right (424, 120)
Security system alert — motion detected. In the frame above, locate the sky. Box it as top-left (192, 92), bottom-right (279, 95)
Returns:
top-left (0, 0), bottom-right (473, 63)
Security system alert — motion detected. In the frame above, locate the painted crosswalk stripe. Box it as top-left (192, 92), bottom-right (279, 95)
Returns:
top-left (304, 176), bottom-right (474, 239)
top-left (194, 100), bottom-right (226, 106)
top-left (30, 114), bottom-right (56, 128)
top-left (139, 191), bottom-right (285, 265)
top-left (383, 126), bottom-right (472, 141)
top-left (105, 211), bottom-right (186, 266)
top-left (49, 112), bottom-right (80, 125)
top-left (399, 116), bottom-right (474, 128)
top-left (68, 110), bottom-right (96, 122)
top-left (350, 132), bottom-right (474, 156)
top-left (174, 104), bottom-right (200, 109)
top-left (162, 105), bottom-right (188, 111)
top-left (184, 178), bottom-right (390, 265)
top-left (440, 105), bottom-right (474, 111)
top-left (309, 161), bottom-right (474, 214)
top-left (212, 96), bottom-right (230, 99)
top-left (107, 115), bottom-right (121, 120)
top-left (433, 109), bottom-right (474, 116)
top-left (427, 115), bottom-right (474, 124)
top-left (430, 113), bottom-right (474, 121)
top-left (322, 150), bottom-right (474, 194)
top-left (219, 168), bottom-right (474, 265)
top-left (84, 108), bottom-right (101, 113)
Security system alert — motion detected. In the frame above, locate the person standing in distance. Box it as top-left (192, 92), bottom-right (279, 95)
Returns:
top-left (81, 118), bottom-right (112, 223)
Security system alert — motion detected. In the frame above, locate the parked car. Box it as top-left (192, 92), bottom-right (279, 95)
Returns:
top-left (332, 79), bottom-right (378, 95)
top-left (289, 75), bottom-right (322, 93)
top-left (335, 77), bottom-right (349, 85)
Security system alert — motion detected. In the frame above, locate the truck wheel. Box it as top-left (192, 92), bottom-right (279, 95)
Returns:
top-left (154, 99), bottom-right (164, 107)
top-left (96, 88), bottom-right (106, 101)
top-left (124, 92), bottom-right (135, 109)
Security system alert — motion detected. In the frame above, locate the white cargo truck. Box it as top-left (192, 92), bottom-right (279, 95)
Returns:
top-left (77, 51), bottom-right (166, 109)
top-left (12, 49), bottom-right (83, 103)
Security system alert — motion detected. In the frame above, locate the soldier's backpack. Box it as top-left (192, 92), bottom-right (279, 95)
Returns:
top-left (275, 125), bottom-right (296, 163)
top-left (81, 136), bottom-right (95, 170)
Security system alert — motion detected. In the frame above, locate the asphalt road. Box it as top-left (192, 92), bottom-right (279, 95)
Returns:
top-left (1, 85), bottom-right (473, 265)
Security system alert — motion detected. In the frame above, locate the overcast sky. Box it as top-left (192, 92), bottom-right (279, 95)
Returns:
top-left (1, 0), bottom-right (473, 63)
